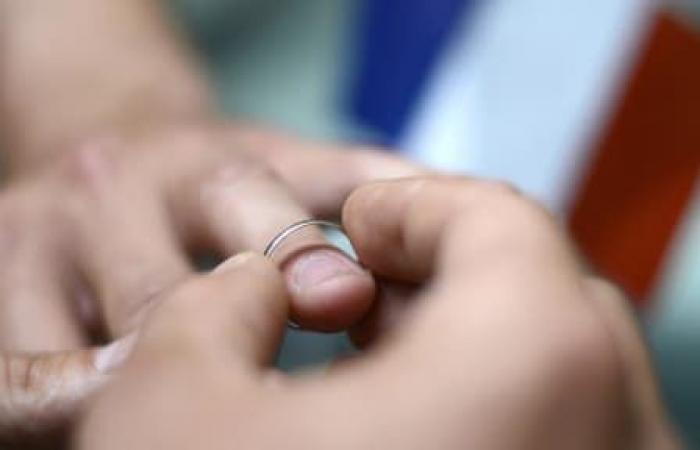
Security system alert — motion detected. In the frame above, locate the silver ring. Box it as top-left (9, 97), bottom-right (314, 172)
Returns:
top-left (264, 219), bottom-right (344, 259)
top-left (264, 219), bottom-right (347, 330)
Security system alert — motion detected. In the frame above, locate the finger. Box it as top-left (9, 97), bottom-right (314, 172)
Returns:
top-left (584, 279), bottom-right (682, 449)
top-left (343, 178), bottom-right (626, 449)
top-left (70, 143), bottom-right (191, 337)
top-left (343, 177), bottom-right (459, 282)
top-left (176, 162), bottom-right (375, 332)
top-left (0, 219), bottom-right (84, 352)
top-left (343, 177), bottom-right (597, 353)
top-left (343, 177), bottom-right (579, 285)
top-left (0, 337), bottom-right (133, 440)
top-left (134, 253), bottom-right (288, 374)
top-left (226, 124), bottom-right (427, 217)
top-left (75, 256), bottom-right (288, 450)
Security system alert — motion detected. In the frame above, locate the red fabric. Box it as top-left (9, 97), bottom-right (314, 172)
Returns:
top-left (569, 12), bottom-right (700, 306)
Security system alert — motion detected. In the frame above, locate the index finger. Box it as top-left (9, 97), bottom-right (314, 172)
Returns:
top-left (342, 176), bottom-right (619, 406)
top-left (343, 176), bottom-right (584, 305)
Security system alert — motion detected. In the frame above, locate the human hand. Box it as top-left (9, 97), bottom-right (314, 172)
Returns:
top-left (0, 122), bottom-right (420, 445)
top-left (77, 176), bottom-right (680, 450)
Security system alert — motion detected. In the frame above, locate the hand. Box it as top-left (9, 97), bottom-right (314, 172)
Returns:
top-left (77, 176), bottom-right (680, 450)
top-left (0, 122), bottom-right (420, 444)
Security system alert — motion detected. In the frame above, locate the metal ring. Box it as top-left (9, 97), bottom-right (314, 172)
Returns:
top-left (263, 219), bottom-right (347, 330)
top-left (264, 219), bottom-right (345, 258)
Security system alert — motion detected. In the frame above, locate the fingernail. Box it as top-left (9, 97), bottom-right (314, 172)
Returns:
top-left (288, 249), bottom-right (365, 294)
top-left (94, 333), bottom-right (138, 373)
top-left (213, 252), bottom-right (257, 274)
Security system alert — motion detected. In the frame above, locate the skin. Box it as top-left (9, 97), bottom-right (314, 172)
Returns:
top-left (78, 177), bottom-right (682, 450)
top-left (0, 0), bottom-right (422, 443)
top-left (0, 2), bottom-right (683, 447)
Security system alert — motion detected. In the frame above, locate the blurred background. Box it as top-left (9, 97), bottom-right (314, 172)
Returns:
top-left (168, 0), bottom-right (700, 445)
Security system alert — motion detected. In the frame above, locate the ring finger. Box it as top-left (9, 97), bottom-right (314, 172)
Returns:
top-left (173, 162), bottom-right (376, 332)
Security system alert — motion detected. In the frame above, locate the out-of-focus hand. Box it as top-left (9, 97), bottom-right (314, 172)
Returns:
top-left (78, 176), bottom-right (681, 450)
top-left (0, 122), bottom-right (420, 445)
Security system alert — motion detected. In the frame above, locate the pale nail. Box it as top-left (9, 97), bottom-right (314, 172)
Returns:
top-left (289, 249), bottom-right (365, 294)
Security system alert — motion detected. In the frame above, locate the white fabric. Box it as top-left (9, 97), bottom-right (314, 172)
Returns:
top-left (402, 0), bottom-right (655, 213)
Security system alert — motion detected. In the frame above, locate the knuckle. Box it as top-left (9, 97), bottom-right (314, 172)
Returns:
top-left (202, 158), bottom-right (277, 196)
top-left (0, 353), bottom-right (91, 433)
top-left (4, 355), bottom-right (33, 396)
top-left (224, 158), bottom-right (277, 183)
top-left (58, 139), bottom-right (121, 190)
top-left (45, 145), bottom-right (122, 224)
top-left (1, 355), bottom-right (46, 418)
top-left (199, 159), bottom-right (281, 214)
top-left (48, 140), bottom-right (141, 226)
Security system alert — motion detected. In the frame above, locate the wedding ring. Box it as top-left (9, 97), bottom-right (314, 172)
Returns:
top-left (263, 219), bottom-right (345, 259)
top-left (264, 219), bottom-right (351, 330)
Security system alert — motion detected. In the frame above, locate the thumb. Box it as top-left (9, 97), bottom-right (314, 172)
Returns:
top-left (133, 252), bottom-right (289, 374)
top-left (0, 336), bottom-right (134, 440)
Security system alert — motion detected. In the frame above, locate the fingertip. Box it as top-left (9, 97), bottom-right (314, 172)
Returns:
top-left (136, 255), bottom-right (289, 369)
top-left (282, 249), bottom-right (376, 331)
top-left (342, 179), bottom-right (386, 221)
top-left (342, 177), bottom-right (427, 234)
top-left (211, 251), bottom-right (259, 274)
top-left (292, 272), bottom-right (376, 332)
top-left (341, 180), bottom-right (392, 245)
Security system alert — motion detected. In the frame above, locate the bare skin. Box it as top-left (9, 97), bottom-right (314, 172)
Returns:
top-left (0, 0), bottom-right (422, 443)
top-left (0, 2), bottom-right (682, 447)
top-left (79, 177), bottom-right (682, 450)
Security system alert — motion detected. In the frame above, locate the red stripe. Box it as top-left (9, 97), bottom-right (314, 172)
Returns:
top-left (569, 12), bottom-right (700, 306)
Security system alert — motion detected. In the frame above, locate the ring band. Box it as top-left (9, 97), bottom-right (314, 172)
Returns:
top-left (263, 219), bottom-right (347, 330)
top-left (263, 219), bottom-right (344, 258)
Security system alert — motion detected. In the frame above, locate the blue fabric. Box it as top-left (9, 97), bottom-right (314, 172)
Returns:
top-left (349, 0), bottom-right (475, 143)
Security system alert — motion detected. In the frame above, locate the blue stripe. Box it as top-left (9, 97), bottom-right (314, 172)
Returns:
top-left (349, 0), bottom-right (474, 143)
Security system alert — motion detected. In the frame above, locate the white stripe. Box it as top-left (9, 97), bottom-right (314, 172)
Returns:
top-left (401, 0), bottom-right (655, 213)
